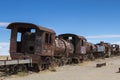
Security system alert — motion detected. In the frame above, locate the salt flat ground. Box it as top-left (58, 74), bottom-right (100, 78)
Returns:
top-left (1, 56), bottom-right (120, 80)
top-left (0, 56), bottom-right (11, 60)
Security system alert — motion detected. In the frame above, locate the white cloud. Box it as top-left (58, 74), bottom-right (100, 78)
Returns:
top-left (86, 34), bottom-right (120, 38)
top-left (0, 42), bottom-right (10, 55)
top-left (0, 46), bottom-right (2, 49)
top-left (112, 41), bottom-right (120, 45)
top-left (0, 42), bottom-right (9, 46)
top-left (0, 22), bottom-right (10, 27)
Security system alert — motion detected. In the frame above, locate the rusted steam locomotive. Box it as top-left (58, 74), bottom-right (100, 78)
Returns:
top-left (93, 41), bottom-right (120, 58)
top-left (0, 22), bottom-right (120, 73)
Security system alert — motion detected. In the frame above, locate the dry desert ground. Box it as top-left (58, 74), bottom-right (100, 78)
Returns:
top-left (0, 56), bottom-right (120, 80)
top-left (0, 56), bottom-right (11, 60)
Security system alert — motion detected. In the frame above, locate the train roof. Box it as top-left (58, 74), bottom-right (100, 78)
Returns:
top-left (58, 33), bottom-right (87, 41)
top-left (7, 22), bottom-right (55, 34)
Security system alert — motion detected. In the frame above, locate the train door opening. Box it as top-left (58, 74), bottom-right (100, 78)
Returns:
top-left (16, 28), bottom-right (36, 54)
top-left (16, 32), bottom-right (22, 53)
top-left (43, 32), bottom-right (53, 55)
top-left (22, 29), bottom-right (36, 54)
top-left (68, 37), bottom-right (76, 53)
top-left (45, 33), bottom-right (52, 44)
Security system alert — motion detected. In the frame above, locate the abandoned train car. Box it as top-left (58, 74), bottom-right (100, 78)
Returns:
top-left (93, 41), bottom-right (111, 58)
top-left (7, 22), bottom-right (57, 71)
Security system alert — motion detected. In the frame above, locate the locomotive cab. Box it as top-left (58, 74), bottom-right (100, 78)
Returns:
top-left (7, 22), bottom-right (55, 61)
top-left (111, 44), bottom-right (120, 55)
top-left (58, 33), bottom-right (87, 63)
top-left (58, 33), bottom-right (87, 55)
top-left (94, 41), bottom-right (111, 58)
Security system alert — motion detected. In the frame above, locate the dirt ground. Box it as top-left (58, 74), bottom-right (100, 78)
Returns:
top-left (1, 56), bottom-right (120, 80)
top-left (0, 56), bottom-right (11, 60)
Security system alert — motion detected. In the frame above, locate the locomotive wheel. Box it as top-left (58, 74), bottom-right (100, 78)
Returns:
top-left (18, 65), bottom-right (27, 72)
top-left (67, 58), bottom-right (72, 64)
top-left (33, 64), bottom-right (41, 72)
top-left (5, 65), bottom-right (18, 74)
top-left (53, 58), bottom-right (59, 67)
top-left (72, 57), bottom-right (80, 64)
top-left (45, 57), bottom-right (59, 68)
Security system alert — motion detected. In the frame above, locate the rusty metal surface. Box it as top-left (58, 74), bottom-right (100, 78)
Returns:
top-left (86, 42), bottom-right (96, 54)
top-left (7, 22), bottom-right (55, 33)
top-left (58, 33), bottom-right (87, 55)
top-left (95, 41), bottom-right (111, 52)
top-left (111, 44), bottom-right (120, 55)
top-left (58, 33), bottom-right (87, 41)
top-left (54, 38), bottom-right (74, 56)
top-left (94, 41), bottom-right (112, 58)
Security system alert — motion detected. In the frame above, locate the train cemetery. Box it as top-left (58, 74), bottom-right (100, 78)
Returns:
top-left (0, 22), bottom-right (120, 80)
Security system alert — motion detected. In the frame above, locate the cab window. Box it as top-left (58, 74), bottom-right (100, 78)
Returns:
top-left (81, 39), bottom-right (86, 46)
top-left (45, 33), bottom-right (52, 44)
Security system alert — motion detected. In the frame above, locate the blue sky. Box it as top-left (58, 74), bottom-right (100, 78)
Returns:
top-left (0, 0), bottom-right (120, 55)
